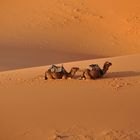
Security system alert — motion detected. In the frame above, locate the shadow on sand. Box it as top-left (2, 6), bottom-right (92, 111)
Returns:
top-left (105, 71), bottom-right (140, 79)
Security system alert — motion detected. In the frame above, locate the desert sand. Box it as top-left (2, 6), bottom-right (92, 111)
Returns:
top-left (1, 0), bottom-right (140, 71)
top-left (0, 0), bottom-right (140, 140)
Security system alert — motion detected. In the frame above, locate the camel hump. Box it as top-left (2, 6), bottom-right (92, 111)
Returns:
top-left (89, 64), bottom-right (103, 76)
top-left (89, 64), bottom-right (100, 70)
top-left (49, 64), bottom-right (64, 73)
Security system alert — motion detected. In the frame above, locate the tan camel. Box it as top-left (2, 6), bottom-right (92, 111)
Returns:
top-left (81, 61), bottom-right (112, 79)
top-left (45, 65), bottom-right (79, 80)
top-left (62, 67), bottom-right (79, 79)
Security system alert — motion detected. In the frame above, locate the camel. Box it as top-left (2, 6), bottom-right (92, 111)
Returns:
top-left (45, 65), bottom-right (79, 80)
top-left (81, 61), bottom-right (112, 79)
top-left (62, 67), bottom-right (79, 79)
top-left (45, 65), bottom-right (65, 80)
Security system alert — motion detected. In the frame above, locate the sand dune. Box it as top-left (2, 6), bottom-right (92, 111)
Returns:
top-left (0, 46), bottom-right (95, 71)
top-left (1, 0), bottom-right (140, 140)
top-left (0, 54), bottom-right (140, 140)
top-left (1, 0), bottom-right (140, 70)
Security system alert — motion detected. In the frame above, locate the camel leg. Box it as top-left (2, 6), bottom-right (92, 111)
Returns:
top-left (79, 72), bottom-right (85, 80)
top-left (62, 74), bottom-right (72, 79)
top-left (62, 74), bottom-right (67, 79)
top-left (83, 69), bottom-right (92, 80)
top-left (45, 72), bottom-right (54, 80)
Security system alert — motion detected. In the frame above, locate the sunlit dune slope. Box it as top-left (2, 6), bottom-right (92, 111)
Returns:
top-left (0, 54), bottom-right (140, 140)
top-left (1, 0), bottom-right (140, 70)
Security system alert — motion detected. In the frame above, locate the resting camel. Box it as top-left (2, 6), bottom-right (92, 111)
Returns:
top-left (62, 67), bottom-right (79, 79)
top-left (45, 65), bottom-right (79, 80)
top-left (81, 61), bottom-right (112, 79)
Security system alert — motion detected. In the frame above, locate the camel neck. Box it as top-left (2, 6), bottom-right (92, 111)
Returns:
top-left (68, 69), bottom-right (76, 77)
top-left (102, 65), bottom-right (109, 75)
top-left (69, 69), bottom-right (73, 75)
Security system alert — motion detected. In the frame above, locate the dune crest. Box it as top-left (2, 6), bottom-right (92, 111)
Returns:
top-left (0, 54), bottom-right (140, 140)
top-left (1, 1), bottom-right (140, 140)
top-left (1, 0), bottom-right (140, 70)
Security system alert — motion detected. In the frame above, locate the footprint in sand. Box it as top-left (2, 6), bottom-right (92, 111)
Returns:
top-left (107, 78), bottom-right (131, 90)
top-left (47, 127), bottom-right (140, 140)
top-left (48, 126), bottom-right (95, 140)
top-left (100, 129), bottom-right (140, 140)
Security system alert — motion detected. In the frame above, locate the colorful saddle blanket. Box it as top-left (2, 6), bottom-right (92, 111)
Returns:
top-left (89, 64), bottom-right (104, 76)
top-left (50, 65), bottom-right (64, 73)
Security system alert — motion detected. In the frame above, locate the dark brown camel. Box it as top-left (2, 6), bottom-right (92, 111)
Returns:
top-left (81, 61), bottom-right (112, 79)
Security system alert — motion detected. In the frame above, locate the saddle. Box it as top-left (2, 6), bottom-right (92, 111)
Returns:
top-left (50, 65), bottom-right (65, 73)
top-left (89, 64), bottom-right (100, 70)
top-left (89, 64), bottom-right (104, 76)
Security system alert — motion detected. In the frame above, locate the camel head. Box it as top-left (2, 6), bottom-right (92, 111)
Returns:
top-left (71, 67), bottom-right (79, 72)
top-left (69, 67), bottom-right (79, 76)
top-left (103, 61), bottom-right (112, 74)
top-left (103, 61), bottom-right (112, 68)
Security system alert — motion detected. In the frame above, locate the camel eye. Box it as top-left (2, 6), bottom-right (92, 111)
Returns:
top-left (108, 62), bottom-right (112, 66)
top-left (106, 62), bottom-right (111, 65)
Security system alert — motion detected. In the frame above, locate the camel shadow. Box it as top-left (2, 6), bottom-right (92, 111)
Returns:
top-left (104, 71), bottom-right (140, 79)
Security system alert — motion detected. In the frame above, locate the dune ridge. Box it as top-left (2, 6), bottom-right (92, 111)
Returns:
top-left (1, 0), bottom-right (140, 71)
top-left (1, 0), bottom-right (140, 140)
top-left (0, 54), bottom-right (140, 140)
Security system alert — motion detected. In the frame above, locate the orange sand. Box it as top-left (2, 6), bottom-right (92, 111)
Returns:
top-left (1, 0), bottom-right (140, 71)
top-left (0, 0), bottom-right (140, 140)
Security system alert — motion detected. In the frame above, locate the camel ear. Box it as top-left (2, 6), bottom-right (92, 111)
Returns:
top-left (105, 61), bottom-right (112, 66)
top-left (106, 61), bottom-right (112, 65)
top-left (89, 64), bottom-right (99, 68)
